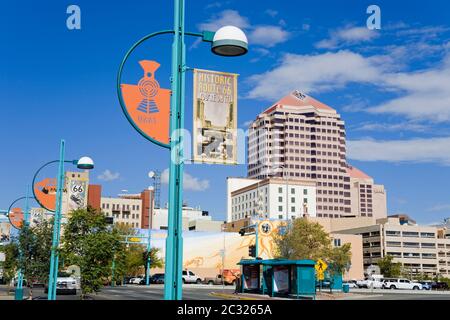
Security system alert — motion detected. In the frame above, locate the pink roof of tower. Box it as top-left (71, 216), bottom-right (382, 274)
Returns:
top-left (346, 165), bottom-right (372, 179)
top-left (263, 91), bottom-right (335, 114)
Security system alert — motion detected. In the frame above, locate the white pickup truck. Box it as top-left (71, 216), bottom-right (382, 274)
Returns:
top-left (182, 270), bottom-right (202, 284)
top-left (357, 275), bottom-right (384, 289)
top-left (382, 278), bottom-right (423, 290)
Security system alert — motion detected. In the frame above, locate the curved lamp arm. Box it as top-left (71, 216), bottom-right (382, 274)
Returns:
top-left (32, 159), bottom-right (77, 211)
top-left (116, 29), bottom-right (210, 149)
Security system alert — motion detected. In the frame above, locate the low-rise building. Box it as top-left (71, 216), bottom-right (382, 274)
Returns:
top-left (152, 205), bottom-right (216, 231)
top-left (227, 177), bottom-right (317, 222)
top-left (337, 215), bottom-right (450, 278)
top-left (100, 189), bottom-right (153, 229)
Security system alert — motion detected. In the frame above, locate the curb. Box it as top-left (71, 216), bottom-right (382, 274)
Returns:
top-left (209, 292), bottom-right (262, 300)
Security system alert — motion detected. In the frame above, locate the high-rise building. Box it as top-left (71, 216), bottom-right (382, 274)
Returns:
top-left (347, 165), bottom-right (387, 220)
top-left (247, 90), bottom-right (386, 218)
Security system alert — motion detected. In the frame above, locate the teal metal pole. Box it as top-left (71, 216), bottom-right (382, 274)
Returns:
top-left (164, 0), bottom-right (185, 300)
top-left (111, 256), bottom-right (115, 287)
top-left (145, 228), bottom-right (151, 286)
top-left (255, 222), bottom-right (259, 258)
top-left (15, 186), bottom-right (31, 300)
top-left (47, 139), bottom-right (65, 300)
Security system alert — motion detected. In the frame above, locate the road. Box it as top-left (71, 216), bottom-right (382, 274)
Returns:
top-left (0, 284), bottom-right (236, 300)
top-left (2, 285), bottom-right (450, 300)
top-left (348, 288), bottom-right (450, 300)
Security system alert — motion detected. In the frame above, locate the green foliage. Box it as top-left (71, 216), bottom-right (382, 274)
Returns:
top-left (0, 220), bottom-right (52, 288)
top-left (326, 243), bottom-right (352, 276)
top-left (111, 225), bottom-right (164, 282)
top-left (61, 207), bottom-right (123, 297)
top-left (274, 218), bottom-right (331, 260)
top-left (274, 218), bottom-right (352, 276)
top-left (377, 255), bottom-right (402, 277)
top-left (0, 241), bottom-right (19, 283)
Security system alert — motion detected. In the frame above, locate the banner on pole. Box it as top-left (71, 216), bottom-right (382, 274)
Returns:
top-left (120, 60), bottom-right (171, 146)
top-left (34, 178), bottom-right (57, 211)
top-left (193, 69), bottom-right (238, 165)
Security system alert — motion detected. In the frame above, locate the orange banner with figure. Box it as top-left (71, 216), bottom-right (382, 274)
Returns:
top-left (33, 177), bottom-right (57, 211)
top-left (121, 60), bottom-right (170, 145)
top-left (10, 208), bottom-right (24, 229)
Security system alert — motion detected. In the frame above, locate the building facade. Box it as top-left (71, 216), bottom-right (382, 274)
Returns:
top-left (100, 189), bottom-right (153, 229)
top-left (227, 177), bottom-right (316, 222)
top-left (347, 166), bottom-right (387, 220)
top-left (337, 215), bottom-right (450, 278)
top-left (151, 205), bottom-right (215, 230)
top-left (246, 90), bottom-right (386, 219)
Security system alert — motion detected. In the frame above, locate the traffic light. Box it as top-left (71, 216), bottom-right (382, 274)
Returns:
top-left (239, 228), bottom-right (246, 236)
top-left (105, 216), bottom-right (114, 224)
top-left (248, 245), bottom-right (256, 257)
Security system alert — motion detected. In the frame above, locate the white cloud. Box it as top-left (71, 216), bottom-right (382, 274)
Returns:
top-left (265, 9), bottom-right (278, 17)
top-left (368, 56), bottom-right (450, 122)
top-left (315, 26), bottom-right (379, 49)
top-left (427, 204), bottom-right (450, 212)
top-left (161, 169), bottom-right (210, 191)
top-left (247, 45), bottom-right (450, 123)
top-left (242, 119), bottom-right (254, 127)
top-left (198, 9), bottom-right (249, 32)
top-left (247, 50), bottom-right (381, 100)
top-left (198, 10), bottom-right (289, 48)
top-left (98, 169), bottom-right (120, 182)
top-left (249, 26), bottom-right (290, 47)
top-left (353, 122), bottom-right (430, 133)
top-left (347, 136), bottom-right (450, 165)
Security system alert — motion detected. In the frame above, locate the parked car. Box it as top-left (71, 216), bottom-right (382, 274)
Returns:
top-left (182, 270), bottom-right (202, 284)
top-left (129, 277), bottom-right (144, 285)
top-left (419, 281), bottom-right (432, 290)
top-left (343, 280), bottom-right (358, 288)
top-left (357, 275), bottom-right (384, 289)
top-left (150, 273), bottom-right (165, 284)
top-left (431, 281), bottom-right (449, 290)
top-left (123, 276), bottom-right (135, 284)
top-left (203, 274), bottom-right (224, 286)
top-left (382, 278), bottom-right (422, 290)
top-left (44, 273), bottom-right (78, 295)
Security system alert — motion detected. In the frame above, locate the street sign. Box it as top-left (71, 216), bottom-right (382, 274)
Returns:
top-left (129, 237), bottom-right (142, 243)
top-left (315, 259), bottom-right (328, 273)
top-left (316, 271), bottom-right (325, 281)
top-left (192, 68), bottom-right (238, 165)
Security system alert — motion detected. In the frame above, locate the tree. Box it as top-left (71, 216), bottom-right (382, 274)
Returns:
top-left (0, 220), bottom-right (52, 298)
top-left (273, 218), bottom-right (332, 260)
top-left (327, 243), bottom-right (352, 276)
top-left (377, 255), bottom-right (402, 278)
top-left (61, 207), bottom-right (124, 298)
top-left (274, 218), bottom-right (352, 293)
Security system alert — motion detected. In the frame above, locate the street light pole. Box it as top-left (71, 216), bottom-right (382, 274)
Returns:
top-left (47, 139), bottom-right (65, 301)
top-left (164, 0), bottom-right (186, 301)
top-left (118, 0), bottom-right (248, 300)
top-left (145, 228), bottom-right (152, 286)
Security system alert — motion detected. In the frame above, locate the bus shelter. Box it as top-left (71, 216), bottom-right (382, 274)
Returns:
top-left (238, 259), bottom-right (316, 299)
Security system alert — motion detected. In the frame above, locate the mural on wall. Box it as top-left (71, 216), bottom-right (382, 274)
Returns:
top-left (133, 220), bottom-right (284, 277)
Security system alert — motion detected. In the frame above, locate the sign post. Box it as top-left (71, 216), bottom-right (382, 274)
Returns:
top-left (315, 259), bottom-right (328, 293)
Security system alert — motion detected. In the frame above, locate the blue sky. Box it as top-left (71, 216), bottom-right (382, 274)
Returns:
top-left (1, 0), bottom-right (450, 225)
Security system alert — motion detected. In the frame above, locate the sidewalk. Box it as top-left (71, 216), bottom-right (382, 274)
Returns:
top-left (210, 291), bottom-right (383, 300)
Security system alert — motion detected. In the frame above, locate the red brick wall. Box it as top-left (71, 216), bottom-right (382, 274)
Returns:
top-left (88, 184), bottom-right (102, 212)
top-left (140, 189), bottom-right (154, 228)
